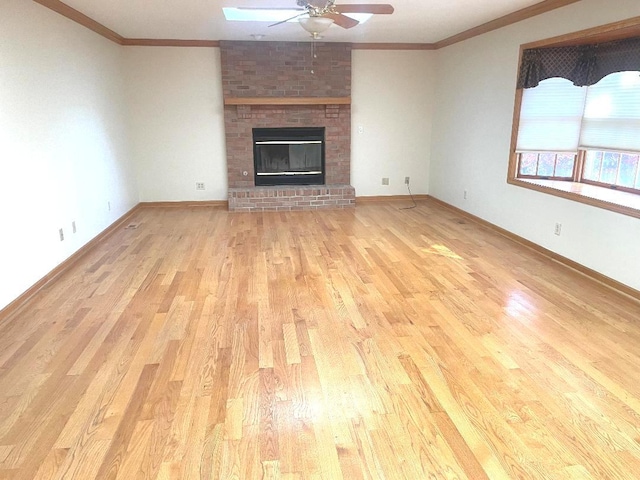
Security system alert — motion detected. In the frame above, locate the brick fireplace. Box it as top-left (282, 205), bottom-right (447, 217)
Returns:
top-left (220, 41), bottom-right (355, 211)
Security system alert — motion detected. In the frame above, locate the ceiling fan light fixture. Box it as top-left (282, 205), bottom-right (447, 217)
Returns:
top-left (298, 16), bottom-right (334, 35)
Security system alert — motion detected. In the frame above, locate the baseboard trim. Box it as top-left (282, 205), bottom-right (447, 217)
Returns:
top-left (0, 204), bottom-right (141, 324)
top-left (139, 201), bottom-right (228, 208)
top-left (7, 195), bottom-right (634, 325)
top-left (426, 195), bottom-right (640, 303)
top-left (356, 194), bottom-right (429, 203)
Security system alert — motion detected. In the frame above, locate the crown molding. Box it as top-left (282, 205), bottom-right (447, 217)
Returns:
top-left (522, 15), bottom-right (640, 48)
top-left (33, 0), bottom-right (124, 44)
top-left (350, 43), bottom-right (436, 50)
top-left (34, 0), bottom-right (583, 50)
top-left (122, 39), bottom-right (220, 47)
top-left (434, 0), bottom-right (581, 49)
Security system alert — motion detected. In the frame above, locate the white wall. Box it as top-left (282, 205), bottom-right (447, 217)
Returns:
top-left (351, 50), bottom-right (435, 196)
top-left (124, 47), bottom-right (228, 202)
top-left (0, 1), bottom-right (138, 310)
top-left (429, 0), bottom-right (640, 291)
top-left (124, 47), bottom-right (435, 201)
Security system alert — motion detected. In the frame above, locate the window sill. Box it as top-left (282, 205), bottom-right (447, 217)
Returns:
top-left (508, 178), bottom-right (640, 219)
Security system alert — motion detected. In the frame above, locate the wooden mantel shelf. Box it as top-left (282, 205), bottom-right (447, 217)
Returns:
top-left (224, 97), bottom-right (351, 106)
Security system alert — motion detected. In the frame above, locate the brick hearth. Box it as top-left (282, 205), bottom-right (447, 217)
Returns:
top-left (228, 185), bottom-right (355, 212)
top-left (220, 41), bottom-right (354, 211)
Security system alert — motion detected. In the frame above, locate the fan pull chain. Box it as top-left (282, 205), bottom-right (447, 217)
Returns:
top-left (311, 40), bottom-right (316, 75)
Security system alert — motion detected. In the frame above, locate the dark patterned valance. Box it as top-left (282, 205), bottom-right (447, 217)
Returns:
top-left (517, 37), bottom-right (640, 88)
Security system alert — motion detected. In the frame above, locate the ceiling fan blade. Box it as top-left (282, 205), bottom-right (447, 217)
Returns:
top-left (237, 7), bottom-right (304, 11)
top-left (268, 12), bottom-right (306, 27)
top-left (334, 4), bottom-right (394, 14)
top-left (325, 12), bottom-right (359, 29)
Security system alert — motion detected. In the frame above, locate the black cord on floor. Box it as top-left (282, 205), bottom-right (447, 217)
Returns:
top-left (400, 181), bottom-right (417, 210)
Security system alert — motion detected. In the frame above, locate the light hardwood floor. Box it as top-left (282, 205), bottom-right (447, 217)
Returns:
top-left (1, 200), bottom-right (640, 479)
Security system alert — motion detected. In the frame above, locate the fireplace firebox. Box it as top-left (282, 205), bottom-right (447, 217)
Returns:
top-left (253, 127), bottom-right (325, 186)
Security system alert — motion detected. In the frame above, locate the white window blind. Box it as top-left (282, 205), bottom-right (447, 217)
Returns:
top-left (580, 71), bottom-right (640, 152)
top-left (516, 77), bottom-right (587, 153)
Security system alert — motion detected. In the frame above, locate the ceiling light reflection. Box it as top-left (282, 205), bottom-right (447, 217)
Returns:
top-left (504, 291), bottom-right (537, 322)
top-left (422, 244), bottom-right (463, 260)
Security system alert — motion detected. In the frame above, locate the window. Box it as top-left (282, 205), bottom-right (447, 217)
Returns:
top-left (508, 23), bottom-right (640, 218)
top-left (582, 150), bottom-right (640, 192)
top-left (518, 152), bottom-right (575, 178)
top-left (514, 71), bottom-right (640, 189)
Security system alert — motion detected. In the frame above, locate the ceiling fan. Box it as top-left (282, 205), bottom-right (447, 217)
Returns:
top-left (269, 1), bottom-right (394, 37)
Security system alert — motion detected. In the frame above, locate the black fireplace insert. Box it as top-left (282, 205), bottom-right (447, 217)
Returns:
top-left (253, 127), bottom-right (325, 186)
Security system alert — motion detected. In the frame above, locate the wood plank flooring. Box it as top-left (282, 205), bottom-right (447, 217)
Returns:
top-left (1, 200), bottom-right (640, 479)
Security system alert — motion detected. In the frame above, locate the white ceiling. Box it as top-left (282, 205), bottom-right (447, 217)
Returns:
top-left (59, 0), bottom-right (551, 44)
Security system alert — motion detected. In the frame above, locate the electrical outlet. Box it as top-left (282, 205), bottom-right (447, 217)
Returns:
top-left (196, 182), bottom-right (205, 190)
top-left (59, 228), bottom-right (64, 241)
top-left (554, 223), bottom-right (562, 236)
top-left (464, 190), bottom-right (468, 200)
top-left (382, 177), bottom-right (389, 186)
top-left (108, 201), bottom-right (111, 211)
top-left (405, 176), bottom-right (410, 185)
top-left (358, 125), bottom-right (364, 134)
top-left (72, 221), bottom-right (76, 234)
